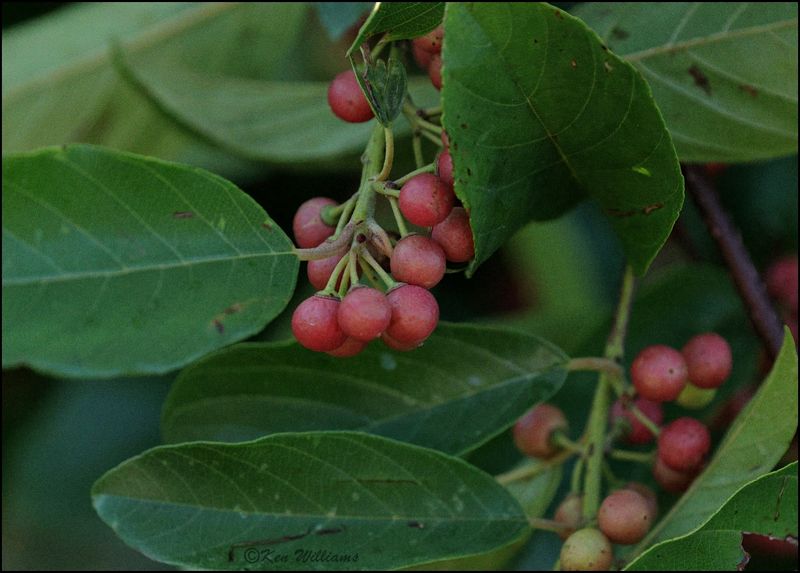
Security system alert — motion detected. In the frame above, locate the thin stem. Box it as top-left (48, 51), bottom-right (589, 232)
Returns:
top-left (566, 357), bottom-right (625, 379)
top-left (333, 193), bottom-right (358, 237)
top-left (421, 105), bottom-right (442, 117)
top-left (322, 253), bottom-right (351, 295)
top-left (495, 450), bottom-right (573, 485)
top-left (374, 183), bottom-right (400, 198)
top-left (582, 266), bottom-right (636, 520)
top-left (629, 403), bottom-right (661, 437)
top-left (684, 164), bottom-right (784, 360)
top-left (552, 432), bottom-right (585, 454)
top-left (393, 163), bottom-right (436, 186)
top-left (419, 129), bottom-right (443, 146)
top-left (348, 250), bottom-right (359, 287)
top-left (388, 197), bottom-right (409, 237)
top-left (609, 449), bottom-right (654, 464)
top-left (570, 457), bottom-right (585, 494)
top-left (416, 115), bottom-right (443, 134)
top-left (361, 250), bottom-right (397, 289)
top-left (337, 257), bottom-right (352, 298)
top-left (412, 134), bottom-right (424, 169)
top-left (352, 124), bottom-right (387, 223)
top-left (359, 258), bottom-right (383, 289)
top-left (529, 518), bottom-right (574, 534)
top-left (373, 127), bottom-right (395, 182)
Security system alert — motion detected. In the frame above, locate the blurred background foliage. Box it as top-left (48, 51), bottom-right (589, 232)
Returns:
top-left (2, 2), bottom-right (796, 570)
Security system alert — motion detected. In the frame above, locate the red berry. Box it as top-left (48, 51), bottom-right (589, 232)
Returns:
top-left (437, 148), bottom-right (454, 188)
top-left (307, 253), bottom-right (344, 291)
top-left (682, 333), bottom-right (732, 389)
top-left (431, 207), bottom-right (474, 263)
top-left (652, 456), bottom-right (696, 493)
top-left (554, 494), bottom-right (583, 540)
top-left (412, 42), bottom-right (433, 70)
top-left (513, 403), bottom-right (568, 459)
top-left (598, 489), bottom-right (652, 545)
top-left (385, 284), bottom-right (439, 343)
top-left (327, 70), bottom-right (374, 123)
top-left (337, 286), bottom-right (391, 342)
top-left (390, 235), bottom-right (446, 288)
top-left (631, 345), bottom-right (688, 402)
top-left (560, 528), bottom-right (613, 571)
top-left (658, 417), bottom-right (711, 472)
top-left (765, 256), bottom-right (798, 312)
top-left (291, 295), bottom-right (347, 352)
top-left (398, 173), bottom-right (454, 227)
top-left (327, 337), bottom-right (367, 358)
top-left (293, 197), bottom-right (337, 248)
top-left (610, 397), bottom-right (663, 445)
top-left (381, 332), bottom-right (422, 352)
top-left (624, 482), bottom-right (659, 521)
top-left (412, 25), bottom-right (443, 54)
top-left (428, 53), bottom-right (442, 90)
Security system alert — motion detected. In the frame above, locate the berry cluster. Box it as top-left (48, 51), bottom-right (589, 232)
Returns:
top-left (411, 25), bottom-right (444, 90)
top-left (291, 35), bottom-right (474, 357)
top-left (511, 331), bottom-right (734, 570)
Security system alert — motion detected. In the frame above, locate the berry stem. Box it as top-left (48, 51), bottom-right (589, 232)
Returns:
top-left (608, 449), bottom-right (654, 464)
top-left (403, 101), bottom-right (442, 134)
top-left (552, 432), bottom-right (585, 454)
top-left (332, 193), bottom-right (358, 237)
top-left (360, 250), bottom-right (397, 289)
top-left (421, 105), bottom-right (442, 117)
top-left (352, 124), bottom-right (388, 223)
top-left (529, 517), bottom-right (575, 534)
top-left (359, 257), bottom-right (383, 289)
top-left (374, 183), bottom-right (400, 198)
top-left (337, 257), bottom-right (353, 298)
top-left (419, 129), bottom-right (443, 146)
top-left (566, 357), bottom-right (625, 379)
top-left (322, 252), bottom-right (351, 295)
top-left (628, 403), bottom-right (662, 437)
top-left (412, 134), bottom-right (425, 168)
top-left (373, 126), bottom-right (395, 182)
top-left (393, 163), bottom-right (437, 186)
top-left (582, 265), bottom-right (636, 520)
top-left (495, 450), bottom-right (573, 485)
top-left (348, 250), bottom-right (359, 289)
top-left (570, 457), bottom-right (585, 494)
top-left (388, 196), bottom-right (410, 237)
top-left (683, 164), bottom-right (784, 360)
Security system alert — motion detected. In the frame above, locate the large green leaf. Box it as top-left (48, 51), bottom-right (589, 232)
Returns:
top-left (92, 432), bottom-right (530, 571)
top-left (626, 463), bottom-right (798, 570)
top-left (442, 3), bottom-right (683, 276)
top-left (634, 328), bottom-right (798, 551)
top-left (2, 3), bottom-right (306, 159)
top-left (574, 2), bottom-right (798, 162)
top-left (162, 323), bottom-right (567, 455)
top-left (347, 2), bottom-right (445, 55)
top-left (2, 145), bottom-right (298, 378)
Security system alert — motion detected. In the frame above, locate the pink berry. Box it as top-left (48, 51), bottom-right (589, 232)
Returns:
top-left (625, 482), bottom-right (659, 521)
top-left (610, 397), bottom-right (663, 445)
top-left (385, 284), bottom-right (439, 343)
top-left (412, 25), bottom-right (443, 54)
top-left (337, 287), bottom-right (391, 342)
top-left (412, 42), bottom-right (433, 70)
top-left (682, 333), bottom-right (733, 389)
top-left (658, 417), bottom-right (711, 472)
top-left (631, 345), bottom-right (688, 402)
top-left (766, 256), bottom-right (798, 312)
top-left (399, 173), bottom-right (454, 227)
top-left (428, 53), bottom-right (442, 90)
top-left (307, 254), bottom-right (344, 291)
top-left (390, 235), bottom-right (446, 288)
top-left (327, 70), bottom-right (374, 123)
top-left (652, 457), bottom-right (696, 493)
top-left (431, 207), bottom-right (474, 263)
top-left (327, 337), bottom-right (367, 358)
top-left (513, 404), bottom-right (568, 459)
top-left (291, 295), bottom-right (347, 352)
top-left (437, 148), bottom-right (454, 188)
top-left (554, 494), bottom-right (583, 540)
top-left (598, 489), bottom-right (652, 545)
top-left (293, 197), bottom-right (338, 248)
top-left (381, 332), bottom-right (422, 352)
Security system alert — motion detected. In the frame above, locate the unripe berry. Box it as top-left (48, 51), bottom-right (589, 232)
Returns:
top-left (554, 494), bottom-right (583, 540)
top-left (385, 284), bottom-right (439, 343)
top-left (431, 207), bottom-right (474, 263)
top-left (381, 332), bottom-right (422, 352)
top-left (412, 42), bottom-right (433, 70)
top-left (327, 337), bottom-right (367, 358)
top-left (338, 286), bottom-right (391, 342)
top-left (630, 345), bottom-right (688, 402)
top-left (658, 417), bottom-right (711, 472)
top-left (610, 397), bottom-right (663, 445)
top-left (682, 333), bottom-right (732, 389)
top-left (765, 256), bottom-right (798, 312)
top-left (652, 457), bottom-right (696, 493)
top-left (513, 403), bottom-right (568, 459)
top-left (412, 25), bottom-right (443, 54)
top-left (624, 482), bottom-right (659, 521)
top-left (291, 295), bottom-right (347, 352)
top-left (598, 489), bottom-right (652, 545)
top-left (307, 253), bottom-right (344, 291)
top-left (390, 235), bottom-right (446, 288)
top-left (327, 70), bottom-right (374, 123)
top-left (293, 197), bottom-right (338, 248)
top-left (398, 173), bottom-right (454, 227)
top-left (428, 53), bottom-right (442, 90)
top-left (676, 383), bottom-right (717, 409)
top-left (560, 528), bottom-right (613, 571)
top-left (437, 148), bottom-right (454, 188)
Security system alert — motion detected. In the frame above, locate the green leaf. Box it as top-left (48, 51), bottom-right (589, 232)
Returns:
top-left (2, 145), bottom-right (298, 378)
top-left (363, 54), bottom-right (409, 126)
top-left (2, 3), bottom-right (306, 157)
top-left (634, 328), bottom-right (798, 551)
top-left (574, 2), bottom-right (798, 162)
top-left (626, 463), bottom-right (798, 570)
top-left (442, 3), bottom-right (683, 277)
top-left (92, 431), bottom-right (530, 571)
top-left (316, 2), bottom-right (373, 40)
top-left (347, 2), bottom-right (445, 56)
top-left (162, 323), bottom-right (567, 455)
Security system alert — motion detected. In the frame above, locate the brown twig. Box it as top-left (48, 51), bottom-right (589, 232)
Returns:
top-left (683, 164), bottom-right (784, 360)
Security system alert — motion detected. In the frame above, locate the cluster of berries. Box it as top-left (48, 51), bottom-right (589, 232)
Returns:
top-left (511, 332), bottom-right (734, 570)
top-left (411, 25), bottom-right (444, 90)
